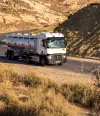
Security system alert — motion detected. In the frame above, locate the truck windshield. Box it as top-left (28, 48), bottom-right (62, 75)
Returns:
top-left (46, 37), bottom-right (66, 48)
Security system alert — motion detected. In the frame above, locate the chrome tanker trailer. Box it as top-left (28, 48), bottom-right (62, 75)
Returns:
top-left (6, 32), bottom-right (67, 65)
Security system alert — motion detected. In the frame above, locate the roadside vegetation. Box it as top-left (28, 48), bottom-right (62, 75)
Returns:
top-left (0, 63), bottom-right (100, 116)
top-left (91, 65), bottom-right (100, 87)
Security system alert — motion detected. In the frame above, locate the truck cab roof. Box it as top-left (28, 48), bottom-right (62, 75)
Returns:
top-left (38, 32), bottom-right (64, 39)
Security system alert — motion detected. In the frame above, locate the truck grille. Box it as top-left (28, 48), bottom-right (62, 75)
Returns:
top-left (52, 55), bottom-right (62, 61)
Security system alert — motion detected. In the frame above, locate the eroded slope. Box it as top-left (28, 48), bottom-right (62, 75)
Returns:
top-left (55, 3), bottom-right (100, 57)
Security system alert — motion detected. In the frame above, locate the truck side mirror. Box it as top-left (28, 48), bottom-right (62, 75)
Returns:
top-left (65, 40), bottom-right (67, 46)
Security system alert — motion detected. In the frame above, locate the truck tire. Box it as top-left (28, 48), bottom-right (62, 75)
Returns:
top-left (7, 51), bottom-right (12, 60)
top-left (11, 52), bottom-right (14, 60)
top-left (11, 52), bottom-right (19, 60)
top-left (40, 57), bottom-right (45, 66)
top-left (26, 55), bottom-right (31, 64)
top-left (58, 63), bottom-right (63, 66)
top-left (58, 61), bottom-right (63, 66)
top-left (13, 56), bottom-right (19, 60)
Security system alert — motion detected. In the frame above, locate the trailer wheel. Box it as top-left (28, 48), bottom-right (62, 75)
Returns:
top-left (7, 52), bottom-right (10, 59)
top-left (11, 52), bottom-right (19, 60)
top-left (14, 56), bottom-right (19, 60)
top-left (7, 51), bottom-right (18, 60)
top-left (7, 51), bottom-right (12, 60)
top-left (6, 51), bottom-right (8, 58)
top-left (11, 52), bottom-right (15, 60)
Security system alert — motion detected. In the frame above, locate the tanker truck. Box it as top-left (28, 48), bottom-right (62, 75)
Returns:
top-left (5, 32), bottom-right (67, 65)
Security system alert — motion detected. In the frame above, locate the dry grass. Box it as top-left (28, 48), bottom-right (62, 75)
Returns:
top-left (0, 63), bottom-right (100, 116)
top-left (0, 0), bottom-right (65, 33)
top-left (0, 63), bottom-right (79, 116)
top-left (0, 0), bottom-right (99, 34)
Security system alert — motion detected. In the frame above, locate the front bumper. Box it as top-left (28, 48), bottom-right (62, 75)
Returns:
top-left (46, 54), bottom-right (67, 64)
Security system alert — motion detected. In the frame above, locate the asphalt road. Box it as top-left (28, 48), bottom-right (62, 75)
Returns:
top-left (0, 45), bottom-right (99, 76)
top-left (0, 30), bottom-right (100, 76)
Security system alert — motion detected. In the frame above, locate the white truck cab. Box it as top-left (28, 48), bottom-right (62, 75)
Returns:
top-left (37, 32), bottom-right (67, 65)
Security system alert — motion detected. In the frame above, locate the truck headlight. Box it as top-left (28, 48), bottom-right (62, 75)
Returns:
top-left (63, 55), bottom-right (67, 63)
top-left (63, 55), bottom-right (66, 58)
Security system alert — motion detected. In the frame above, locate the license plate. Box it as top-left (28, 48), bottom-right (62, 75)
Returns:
top-left (56, 61), bottom-right (60, 63)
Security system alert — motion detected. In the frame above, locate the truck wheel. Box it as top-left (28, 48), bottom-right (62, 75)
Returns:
top-left (40, 57), bottom-right (45, 66)
top-left (26, 55), bottom-right (31, 64)
top-left (7, 51), bottom-right (12, 60)
top-left (7, 52), bottom-right (10, 59)
top-left (11, 52), bottom-right (14, 60)
top-left (58, 62), bottom-right (63, 66)
top-left (6, 51), bottom-right (8, 58)
top-left (14, 56), bottom-right (19, 60)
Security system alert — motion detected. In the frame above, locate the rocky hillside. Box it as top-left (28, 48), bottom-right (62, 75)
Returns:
top-left (0, 0), bottom-right (100, 33)
top-left (55, 3), bottom-right (100, 57)
top-left (0, 0), bottom-right (100, 57)
top-left (0, 0), bottom-right (66, 33)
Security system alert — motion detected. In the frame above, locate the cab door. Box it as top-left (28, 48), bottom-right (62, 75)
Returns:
top-left (39, 39), bottom-right (47, 55)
